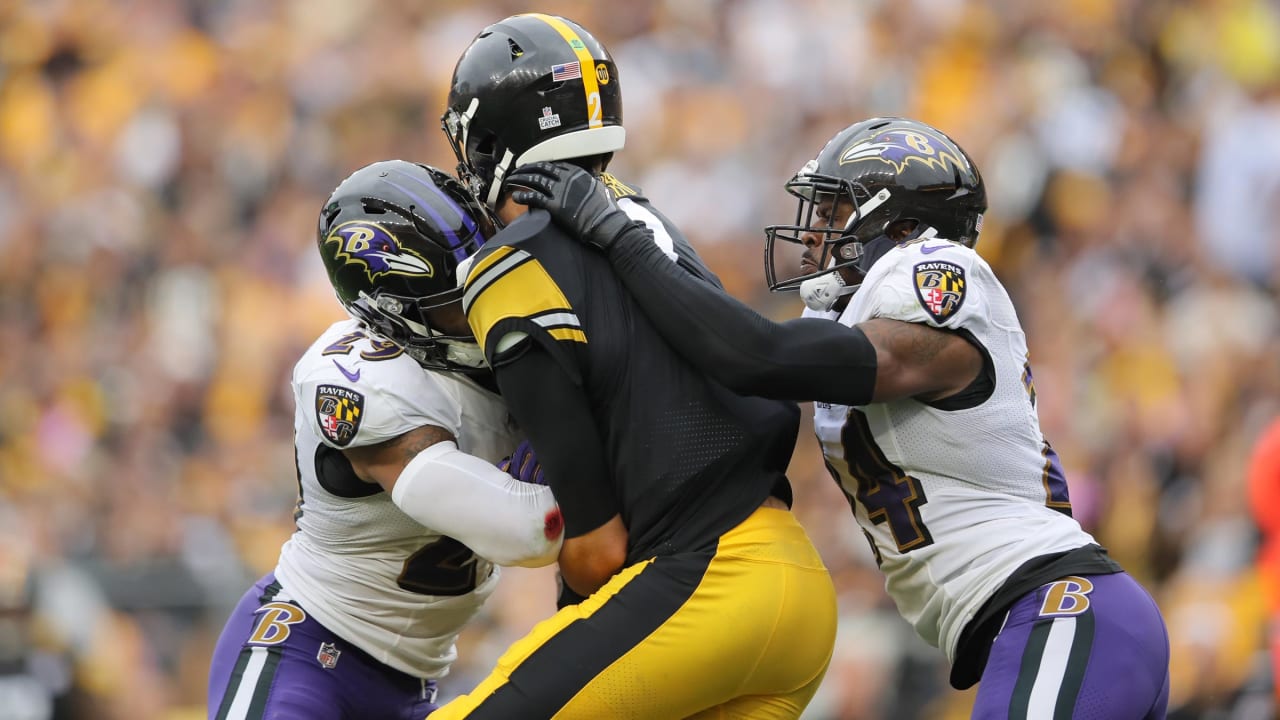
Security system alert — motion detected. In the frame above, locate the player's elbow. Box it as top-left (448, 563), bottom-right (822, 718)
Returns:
top-left (560, 548), bottom-right (625, 596)
top-left (479, 503), bottom-right (566, 568)
top-left (558, 515), bottom-right (627, 596)
top-left (501, 506), bottom-right (566, 568)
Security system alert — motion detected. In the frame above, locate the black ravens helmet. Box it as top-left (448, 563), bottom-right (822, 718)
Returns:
top-left (442, 13), bottom-right (624, 209)
top-left (764, 117), bottom-right (986, 301)
top-left (318, 160), bottom-right (491, 372)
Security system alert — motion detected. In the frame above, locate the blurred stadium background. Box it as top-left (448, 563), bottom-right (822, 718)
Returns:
top-left (2, 0), bottom-right (1279, 717)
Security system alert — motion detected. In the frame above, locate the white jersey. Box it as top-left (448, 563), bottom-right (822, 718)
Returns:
top-left (275, 319), bottom-right (521, 679)
top-left (809, 240), bottom-right (1097, 663)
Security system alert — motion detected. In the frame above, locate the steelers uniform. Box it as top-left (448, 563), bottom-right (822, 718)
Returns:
top-left (815, 240), bottom-right (1169, 717)
top-left (208, 319), bottom-right (520, 719)
top-left (434, 181), bottom-right (837, 719)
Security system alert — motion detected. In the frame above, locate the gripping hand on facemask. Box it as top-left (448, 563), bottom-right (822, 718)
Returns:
top-left (505, 161), bottom-right (641, 251)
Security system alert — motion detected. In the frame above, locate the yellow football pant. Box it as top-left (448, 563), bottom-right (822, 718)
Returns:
top-left (431, 505), bottom-right (838, 719)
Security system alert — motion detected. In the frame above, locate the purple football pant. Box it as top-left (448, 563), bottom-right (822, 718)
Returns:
top-left (208, 573), bottom-right (439, 720)
top-left (971, 572), bottom-right (1169, 719)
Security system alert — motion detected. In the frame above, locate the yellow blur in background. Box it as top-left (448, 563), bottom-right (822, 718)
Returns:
top-left (2, 0), bottom-right (1279, 718)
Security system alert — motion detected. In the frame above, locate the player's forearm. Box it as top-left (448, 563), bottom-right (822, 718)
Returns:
top-left (606, 227), bottom-right (877, 405)
top-left (558, 515), bottom-right (628, 597)
top-left (390, 442), bottom-right (563, 567)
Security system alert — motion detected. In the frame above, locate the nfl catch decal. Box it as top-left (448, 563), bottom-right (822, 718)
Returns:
top-left (913, 260), bottom-right (967, 323)
top-left (315, 384), bottom-right (365, 447)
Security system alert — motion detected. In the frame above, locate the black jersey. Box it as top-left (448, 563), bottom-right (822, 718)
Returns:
top-left (462, 178), bottom-right (799, 563)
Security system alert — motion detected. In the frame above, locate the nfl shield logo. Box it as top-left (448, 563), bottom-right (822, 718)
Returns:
top-left (317, 641), bottom-right (341, 669)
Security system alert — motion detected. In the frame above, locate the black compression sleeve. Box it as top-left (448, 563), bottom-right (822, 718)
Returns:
top-left (493, 340), bottom-right (620, 538)
top-left (605, 226), bottom-right (878, 406)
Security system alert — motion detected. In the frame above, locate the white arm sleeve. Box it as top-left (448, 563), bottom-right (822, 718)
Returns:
top-left (390, 441), bottom-right (563, 568)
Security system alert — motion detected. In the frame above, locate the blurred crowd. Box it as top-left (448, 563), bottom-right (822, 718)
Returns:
top-left (1, 0), bottom-right (1278, 718)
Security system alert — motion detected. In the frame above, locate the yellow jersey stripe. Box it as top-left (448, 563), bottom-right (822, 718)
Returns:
top-left (547, 327), bottom-right (588, 343)
top-left (523, 13), bottom-right (602, 129)
top-left (466, 245), bottom-right (518, 287)
top-left (466, 256), bottom-right (586, 350)
top-left (464, 247), bottom-right (531, 313)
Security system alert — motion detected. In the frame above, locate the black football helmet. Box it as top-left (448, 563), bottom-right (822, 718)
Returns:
top-left (317, 160), bottom-right (491, 372)
top-left (442, 13), bottom-right (624, 209)
top-left (764, 117), bottom-right (986, 297)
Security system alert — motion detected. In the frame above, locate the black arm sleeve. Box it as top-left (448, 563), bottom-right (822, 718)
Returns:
top-left (493, 340), bottom-right (620, 538)
top-left (606, 226), bottom-right (878, 406)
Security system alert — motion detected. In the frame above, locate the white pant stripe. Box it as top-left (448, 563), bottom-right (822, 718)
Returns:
top-left (1027, 617), bottom-right (1076, 717)
top-left (225, 646), bottom-right (269, 719)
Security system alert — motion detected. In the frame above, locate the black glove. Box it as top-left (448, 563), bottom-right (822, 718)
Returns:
top-left (505, 161), bottom-right (640, 251)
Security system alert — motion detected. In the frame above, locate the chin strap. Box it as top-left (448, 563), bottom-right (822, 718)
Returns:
top-left (799, 260), bottom-right (860, 311)
top-left (442, 339), bottom-right (487, 369)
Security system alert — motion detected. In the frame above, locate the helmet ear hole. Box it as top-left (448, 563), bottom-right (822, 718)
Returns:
top-left (886, 219), bottom-right (919, 241)
top-left (471, 132), bottom-right (497, 160)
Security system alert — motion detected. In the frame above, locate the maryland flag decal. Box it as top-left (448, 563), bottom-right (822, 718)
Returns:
top-left (316, 384), bottom-right (364, 447)
top-left (913, 260), bottom-right (967, 323)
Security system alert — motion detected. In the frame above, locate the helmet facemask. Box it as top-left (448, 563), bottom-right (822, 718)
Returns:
top-left (347, 288), bottom-right (486, 373)
top-left (764, 165), bottom-right (896, 299)
top-left (442, 98), bottom-right (507, 211)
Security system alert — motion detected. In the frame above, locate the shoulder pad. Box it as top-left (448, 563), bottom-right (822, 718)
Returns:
top-left (859, 243), bottom-right (981, 328)
top-left (295, 336), bottom-right (463, 448)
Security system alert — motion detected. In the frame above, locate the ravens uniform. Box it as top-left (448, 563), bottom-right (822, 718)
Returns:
top-left (208, 162), bottom-right (563, 720)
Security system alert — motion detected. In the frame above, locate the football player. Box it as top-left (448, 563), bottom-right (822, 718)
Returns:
top-left (429, 13), bottom-right (837, 719)
top-left (207, 161), bottom-right (564, 719)
top-left (510, 118), bottom-right (1172, 719)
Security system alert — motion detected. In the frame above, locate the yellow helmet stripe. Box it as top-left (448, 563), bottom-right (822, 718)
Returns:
top-left (522, 13), bottom-right (603, 129)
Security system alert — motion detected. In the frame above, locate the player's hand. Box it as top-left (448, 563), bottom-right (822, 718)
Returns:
top-left (505, 161), bottom-right (636, 251)
top-left (497, 439), bottom-right (546, 485)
